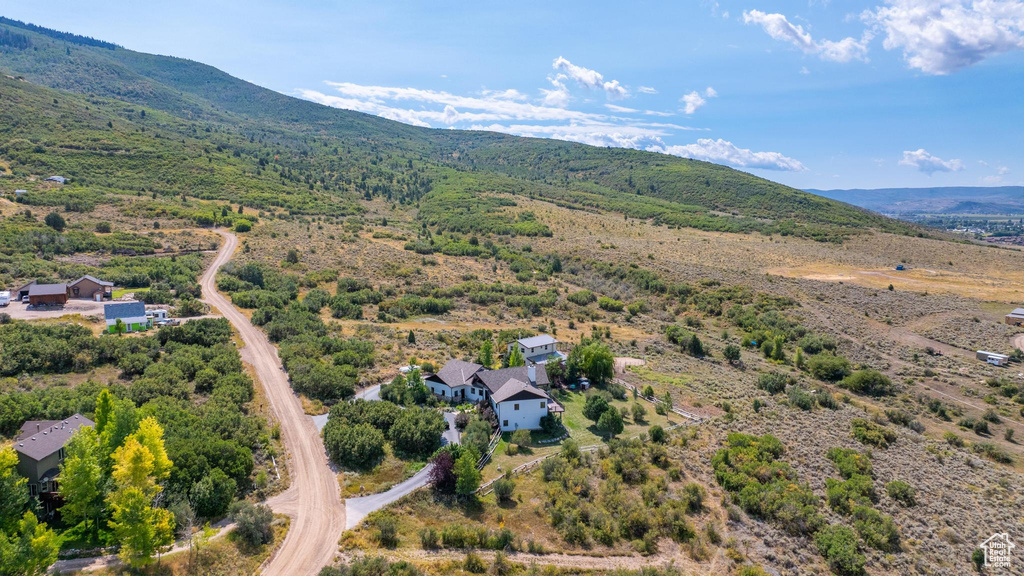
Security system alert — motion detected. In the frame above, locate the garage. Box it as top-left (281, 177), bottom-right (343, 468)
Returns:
top-left (27, 284), bottom-right (69, 307)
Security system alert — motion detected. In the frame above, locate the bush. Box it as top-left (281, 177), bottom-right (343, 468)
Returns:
top-left (839, 370), bottom-right (895, 397)
top-left (44, 211), bottom-right (66, 231)
top-left (323, 422), bottom-right (386, 470)
top-left (493, 476), bottom-right (516, 502)
top-left (850, 418), bottom-right (896, 448)
top-left (786, 385), bottom-right (815, 411)
top-left (723, 344), bottom-right (741, 363)
top-left (419, 528), bottom-right (439, 550)
top-left (510, 428), bottom-right (531, 447)
top-left (582, 392), bottom-right (611, 421)
top-left (757, 373), bottom-right (788, 394)
top-left (230, 501), bottom-right (274, 547)
top-left (597, 407), bottom-right (624, 437)
top-left (814, 525), bottom-right (866, 576)
top-left (370, 512), bottom-right (399, 548)
top-left (825, 474), bottom-right (875, 514)
top-left (390, 408), bottom-right (446, 458)
top-left (631, 402), bottom-right (647, 423)
top-left (807, 353), bottom-right (852, 382)
top-left (597, 296), bottom-right (624, 312)
top-left (885, 480), bottom-right (916, 507)
top-left (95, 221), bottom-right (112, 233)
top-left (234, 219), bottom-right (252, 232)
top-left (826, 447), bottom-right (873, 479)
top-left (463, 552), bottom-right (487, 573)
top-left (566, 290), bottom-right (596, 306)
top-left (851, 505), bottom-right (900, 552)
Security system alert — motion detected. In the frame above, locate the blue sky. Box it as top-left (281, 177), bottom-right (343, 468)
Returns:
top-left (3, 0), bottom-right (1023, 190)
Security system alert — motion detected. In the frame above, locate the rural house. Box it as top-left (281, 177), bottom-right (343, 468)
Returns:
top-left (507, 334), bottom-right (565, 366)
top-left (104, 301), bottom-right (151, 333)
top-left (1005, 308), bottom-right (1024, 326)
top-left (69, 275), bottom-right (114, 301)
top-left (428, 360), bottom-right (563, 431)
top-left (14, 414), bottom-right (95, 513)
top-left (27, 283), bottom-right (69, 306)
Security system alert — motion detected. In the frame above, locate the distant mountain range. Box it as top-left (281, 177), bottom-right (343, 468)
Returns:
top-left (807, 187), bottom-right (1024, 215)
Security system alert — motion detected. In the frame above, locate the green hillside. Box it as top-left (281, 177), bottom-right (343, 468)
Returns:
top-left (0, 17), bottom-right (924, 241)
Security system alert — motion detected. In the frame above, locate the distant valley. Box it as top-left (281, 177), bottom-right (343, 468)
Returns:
top-left (809, 186), bottom-right (1024, 216)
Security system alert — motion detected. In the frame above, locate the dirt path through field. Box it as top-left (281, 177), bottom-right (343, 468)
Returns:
top-left (201, 230), bottom-right (344, 576)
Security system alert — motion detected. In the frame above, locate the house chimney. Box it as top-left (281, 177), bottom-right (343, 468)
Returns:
top-left (527, 365), bottom-right (536, 385)
top-left (36, 424), bottom-right (40, 433)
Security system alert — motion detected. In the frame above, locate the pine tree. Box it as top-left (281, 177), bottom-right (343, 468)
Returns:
top-left (477, 340), bottom-right (494, 368)
top-left (507, 346), bottom-right (525, 368)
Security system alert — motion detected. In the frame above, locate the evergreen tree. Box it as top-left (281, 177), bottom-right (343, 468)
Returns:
top-left (507, 346), bottom-right (525, 368)
top-left (407, 330), bottom-right (416, 344)
top-left (454, 448), bottom-right (481, 496)
top-left (477, 340), bottom-right (494, 368)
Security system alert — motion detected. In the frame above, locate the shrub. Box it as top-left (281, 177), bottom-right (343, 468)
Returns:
top-left (234, 219), bottom-right (252, 232)
top-left (839, 370), bottom-right (895, 397)
top-left (44, 211), bottom-right (66, 231)
top-left (850, 418), bottom-right (896, 448)
top-left (826, 447), bottom-right (873, 479)
top-left (885, 480), bottom-right (916, 507)
top-left (230, 501), bottom-right (274, 547)
top-left (825, 474), bottom-right (875, 514)
top-left (787, 386), bottom-right (815, 411)
top-left (95, 221), bottom-right (112, 233)
top-left (851, 505), bottom-right (900, 552)
top-left (582, 392), bottom-right (611, 421)
top-left (723, 344), bottom-right (741, 363)
top-left (510, 429), bottom-right (531, 448)
top-left (631, 402), bottom-right (647, 422)
top-left (370, 512), bottom-right (399, 548)
top-left (463, 552), bottom-right (486, 573)
top-left (567, 290), bottom-right (596, 306)
top-left (390, 407), bottom-right (446, 458)
top-left (815, 525), bottom-right (866, 576)
top-left (323, 422), bottom-right (386, 470)
top-left (597, 407), bottom-right (624, 437)
top-left (757, 372), bottom-right (788, 394)
top-left (649, 425), bottom-right (665, 443)
top-left (493, 477), bottom-right (516, 502)
top-left (807, 353), bottom-right (852, 382)
top-left (419, 528), bottom-right (439, 550)
top-left (597, 296), bottom-right (624, 312)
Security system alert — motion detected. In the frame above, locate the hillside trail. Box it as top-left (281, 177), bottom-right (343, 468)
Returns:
top-left (201, 229), bottom-right (344, 575)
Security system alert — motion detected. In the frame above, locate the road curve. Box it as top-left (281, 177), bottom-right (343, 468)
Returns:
top-left (201, 230), bottom-right (344, 575)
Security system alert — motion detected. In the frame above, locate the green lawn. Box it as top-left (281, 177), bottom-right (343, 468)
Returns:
top-left (112, 286), bottom-right (150, 299)
top-left (481, 387), bottom-right (678, 480)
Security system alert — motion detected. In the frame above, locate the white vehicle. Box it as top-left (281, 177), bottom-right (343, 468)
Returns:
top-left (0, 291), bottom-right (9, 307)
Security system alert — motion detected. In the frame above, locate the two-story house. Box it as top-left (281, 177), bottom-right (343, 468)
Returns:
top-left (507, 334), bottom-right (566, 366)
top-left (427, 360), bottom-right (563, 431)
top-left (13, 414), bottom-right (94, 513)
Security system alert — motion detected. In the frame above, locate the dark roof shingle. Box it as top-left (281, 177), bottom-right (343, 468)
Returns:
top-left (15, 414), bottom-right (94, 461)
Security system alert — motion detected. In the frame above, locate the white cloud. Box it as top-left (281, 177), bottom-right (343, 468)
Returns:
top-left (998, 165), bottom-right (1010, 175)
top-left (648, 138), bottom-right (807, 171)
top-left (644, 110), bottom-right (674, 117)
top-left (800, 66), bottom-right (811, 74)
top-left (637, 86), bottom-right (658, 94)
top-left (864, 0), bottom-right (1024, 75)
top-left (681, 86), bottom-right (718, 114)
top-left (681, 91), bottom-right (706, 115)
top-left (552, 56), bottom-right (629, 99)
top-left (540, 74), bottom-right (571, 107)
top-left (898, 149), bottom-right (965, 174)
top-left (605, 104), bottom-right (639, 113)
top-left (743, 9), bottom-right (872, 62)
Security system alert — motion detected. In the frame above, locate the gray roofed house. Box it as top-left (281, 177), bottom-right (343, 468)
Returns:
top-left (72, 275), bottom-right (114, 288)
top-left (433, 359), bottom-right (483, 388)
top-left (490, 377), bottom-right (548, 404)
top-left (475, 365), bottom-right (550, 394)
top-left (14, 414), bottom-right (94, 510)
top-left (509, 334), bottom-right (565, 366)
top-left (45, 176), bottom-right (66, 184)
top-left (517, 334), bottom-right (557, 348)
top-left (104, 301), bottom-right (152, 333)
top-left (1006, 308), bottom-right (1024, 325)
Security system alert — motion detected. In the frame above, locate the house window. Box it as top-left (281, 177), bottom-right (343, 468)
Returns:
top-left (514, 403), bottom-right (519, 410)
top-left (29, 483), bottom-right (37, 497)
top-left (58, 447), bottom-right (66, 460)
top-left (503, 420), bottom-right (508, 427)
top-left (540, 402), bottom-right (546, 409)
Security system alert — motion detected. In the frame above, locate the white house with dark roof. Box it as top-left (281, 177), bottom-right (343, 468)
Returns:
top-left (429, 360), bottom-right (563, 431)
top-left (508, 334), bottom-right (565, 366)
top-left (14, 414), bottom-right (94, 512)
top-left (104, 301), bottom-right (151, 333)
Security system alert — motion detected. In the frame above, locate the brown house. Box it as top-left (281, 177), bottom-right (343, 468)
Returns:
top-left (69, 275), bottom-right (114, 301)
top-left (27, 283), bottom-right (69, 306)
top-left (14, 414), bottom-right (95, 513)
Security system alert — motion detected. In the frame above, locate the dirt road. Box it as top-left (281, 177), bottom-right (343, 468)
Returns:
top-left (201, 230), bottom-right (344, 575)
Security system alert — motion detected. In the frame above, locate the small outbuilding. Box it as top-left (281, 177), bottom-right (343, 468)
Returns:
top-left (45, 176), bottom-right (66, 184)
top-left (1005, 308), bottom-right (1024, 326)
top-left (27, 283), bottom-right (69, 306)
top-left (977, 350), bottom-right (1010, 366)
top-left (104, 301), bottom-right (151, 333)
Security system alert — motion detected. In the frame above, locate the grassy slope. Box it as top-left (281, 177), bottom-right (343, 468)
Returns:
top-left (0, 17), bottom-right (924, 240)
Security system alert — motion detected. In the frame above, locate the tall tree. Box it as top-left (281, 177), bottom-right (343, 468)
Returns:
top-left (0, 512), bottom-right (60, 576)
top-left (131, 417), bottom-right (172, 483)
top-left (59, 426), bottom-right (104, 534)
top-left (0, 447), bottom-right (29, 532)
top-left (108, 487), bottom-right (174, 569)
top-left (99, 396), bottom-right (138, 466)
top-left (477, 340), bottom-right (494, 368)
top-left (454, 448), bottom-right (481, 496)
top-left (507, 346), bottom-right (525, 368)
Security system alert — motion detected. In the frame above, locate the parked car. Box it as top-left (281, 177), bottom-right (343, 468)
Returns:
top-left (22, 295), bottom-right (30, 303)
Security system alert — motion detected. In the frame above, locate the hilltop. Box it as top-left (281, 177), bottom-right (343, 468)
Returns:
top-left (0, 17), bottom-right (922, 242)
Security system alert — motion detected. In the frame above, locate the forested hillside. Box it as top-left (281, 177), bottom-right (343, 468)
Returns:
top-left (0, 17), bottom-right (924, 242)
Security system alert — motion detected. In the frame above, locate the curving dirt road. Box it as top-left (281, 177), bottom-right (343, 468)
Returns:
top-left (201, 230), bottom-right (344, 575)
